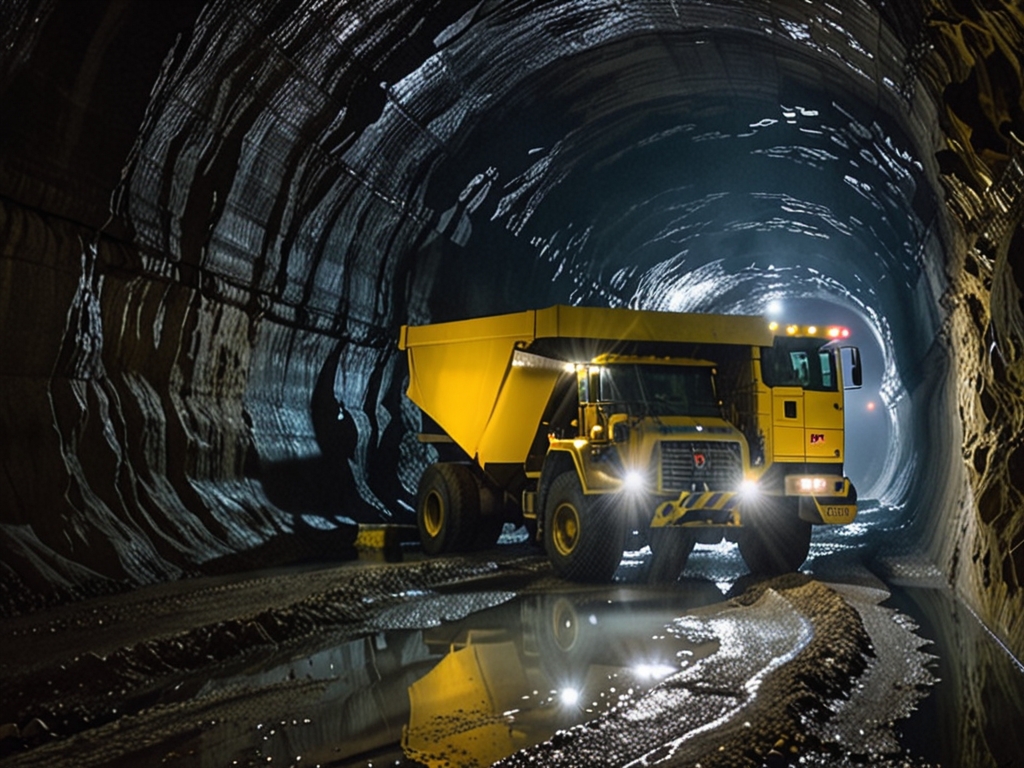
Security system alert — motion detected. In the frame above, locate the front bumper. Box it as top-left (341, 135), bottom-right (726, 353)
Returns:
top-left (651, 477), bottom-right (858, 529)
top-left (795, 477), bottom-right (858, 524)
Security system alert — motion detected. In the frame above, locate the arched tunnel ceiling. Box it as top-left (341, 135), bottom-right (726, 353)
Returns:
top-left (0, 0), bottom-right (1022, 656)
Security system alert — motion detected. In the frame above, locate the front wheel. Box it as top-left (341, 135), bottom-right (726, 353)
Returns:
top-left (544, 471), bottom-right (625, 582)
top-left (416, 463), bottom-right (479, 555)
top-left (738, 499), bottom-right (811, 576)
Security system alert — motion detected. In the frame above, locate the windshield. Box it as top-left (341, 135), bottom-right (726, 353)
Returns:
top-left (596, 364), bottom-right (721, 418)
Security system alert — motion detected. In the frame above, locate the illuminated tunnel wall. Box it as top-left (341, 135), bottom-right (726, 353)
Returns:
top-left (0, 1), bottom-right (1021, 654)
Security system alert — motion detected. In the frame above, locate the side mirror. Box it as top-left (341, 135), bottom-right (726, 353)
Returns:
top-left (842, 346), bottom-right (862, 389)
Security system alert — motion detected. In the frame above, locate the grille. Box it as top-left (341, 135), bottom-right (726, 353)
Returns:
top-left (660, 441), bottom-right (743, 491)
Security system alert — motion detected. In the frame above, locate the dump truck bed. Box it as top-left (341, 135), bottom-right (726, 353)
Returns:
top-left (399, 305), bottom-right (773, 470)
top-left (399, 305), bottom-right (773, 350)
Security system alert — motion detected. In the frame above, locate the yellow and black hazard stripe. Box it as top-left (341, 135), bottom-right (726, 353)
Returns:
top-left (678, 491), bottom-right (739, 512)
top-left (653, 491), bottom-right (742, 528)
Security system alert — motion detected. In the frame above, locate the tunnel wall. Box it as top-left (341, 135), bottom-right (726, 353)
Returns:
top-left (927, 152), bottom-right (1024, 657)
top-left (0, 0), bottom-right (434, 607)
top-left (0, 0), bottom-right (1022, 661)
top-left (916, 5), bottom-right (1024, 657)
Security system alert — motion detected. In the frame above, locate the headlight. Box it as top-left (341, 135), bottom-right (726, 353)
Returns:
top-left (738, 479), bottom-right (759, 498)
top-left (622, 470), bottom-right (645, 493)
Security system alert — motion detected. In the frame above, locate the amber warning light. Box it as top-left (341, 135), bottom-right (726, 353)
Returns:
top-left (768, 321), bottom-right (850, 339)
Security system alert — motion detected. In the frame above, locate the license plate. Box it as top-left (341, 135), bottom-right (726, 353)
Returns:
top-left (823, 505), bottom-right (853, 519)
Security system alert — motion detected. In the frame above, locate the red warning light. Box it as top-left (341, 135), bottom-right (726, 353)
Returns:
top-left (840, 328), bottom-right (850, 338)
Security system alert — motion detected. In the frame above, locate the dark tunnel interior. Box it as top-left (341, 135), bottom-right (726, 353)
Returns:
top-left (0, 0), bottom-right (1022, 666)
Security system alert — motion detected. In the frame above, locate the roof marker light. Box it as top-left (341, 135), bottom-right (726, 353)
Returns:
top-left (768, 321), bottom-right (779, 331)
top-left (807, 325), bottom-right (817, 334)
top-left (786, 325), bottom-right (798, 335)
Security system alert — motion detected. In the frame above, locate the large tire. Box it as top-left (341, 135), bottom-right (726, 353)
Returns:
top-left (543, 471), bottom-right (625, 582)
top-left (738, 499), bottom-right (812, 576)
top-left (416, 463), bottom-right (479, 555)
top-left (647, 527), bottom-right (696, 584)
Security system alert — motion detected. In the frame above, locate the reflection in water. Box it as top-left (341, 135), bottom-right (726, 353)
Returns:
top-left (153, 551), bottom-right (1023, 767)
top-left (401, 590), bottom-right (722, 767)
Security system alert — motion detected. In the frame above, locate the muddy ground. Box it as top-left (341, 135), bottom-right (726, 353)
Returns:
top-left (0, 533), bottom-right (954, 768)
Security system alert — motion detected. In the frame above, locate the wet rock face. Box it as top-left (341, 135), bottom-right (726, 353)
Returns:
top-left (920, 3), bottom-right (1024, 657)
top-left (0, 1), bottom-right (1021, 651)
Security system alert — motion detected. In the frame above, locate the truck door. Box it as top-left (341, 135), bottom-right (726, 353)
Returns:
top-left (771, 385), bottom-right (805, 461)
top-left (802, 349), bottom-right (843, 462)
top-left (762, 341), bottom-right (807, 462)
top-left (762, 339), bottom-right (843, 463)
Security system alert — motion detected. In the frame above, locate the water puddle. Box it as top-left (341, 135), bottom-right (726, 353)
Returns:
top-left (400, 590), bottom-right (725, 767)
top-left (41, 535), bottom-right (1017, 768)
top-left (189, 583), bottom-right (728, 767)
top-left (885, 581), bottom-right (1024, 768)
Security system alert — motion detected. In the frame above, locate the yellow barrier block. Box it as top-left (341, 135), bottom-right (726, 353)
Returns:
top-left (355, 525), bottom-right (419, 551)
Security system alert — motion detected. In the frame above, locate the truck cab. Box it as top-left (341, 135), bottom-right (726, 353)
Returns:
top-left (541, 355), bottom-right (749, 502)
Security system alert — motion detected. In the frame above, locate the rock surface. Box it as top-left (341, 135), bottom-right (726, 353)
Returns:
top-left (0, 0), bottom-right (1021, 663)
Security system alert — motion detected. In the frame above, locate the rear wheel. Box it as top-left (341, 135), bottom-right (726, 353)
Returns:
top-left (416, 463), bottom-right (479, 555)
top-left (647, 527), bottom-right (696, 584)
top-left (738, 499), bottom-right (811, 576)
top-left (544, 471), bottom-right (624, 582)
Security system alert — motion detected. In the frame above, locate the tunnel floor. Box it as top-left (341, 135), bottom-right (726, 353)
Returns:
top-left (1, 510), bottom-right (1022, 768)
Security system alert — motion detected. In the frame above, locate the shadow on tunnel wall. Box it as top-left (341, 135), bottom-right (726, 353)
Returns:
top-left (256, 343), bottom-right (370, 520)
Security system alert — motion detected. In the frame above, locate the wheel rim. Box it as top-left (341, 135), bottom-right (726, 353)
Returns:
top-left (423, 490), bottom-right (444, 538)
top-left (551, 501), bottom-right (581, 556)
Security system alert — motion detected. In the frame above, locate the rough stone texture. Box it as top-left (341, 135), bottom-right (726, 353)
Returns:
top-left (915, 2), bottom-right (1024, 660)
top-left (0, 0), bottom-right (1022, 660)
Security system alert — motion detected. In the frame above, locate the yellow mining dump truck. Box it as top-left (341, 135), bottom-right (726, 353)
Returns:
top-left (398, 305), bottom-right (861, 582)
